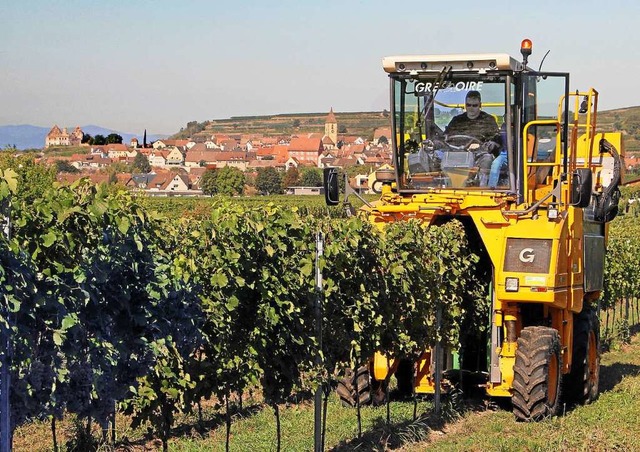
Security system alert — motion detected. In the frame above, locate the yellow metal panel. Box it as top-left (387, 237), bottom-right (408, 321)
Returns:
top-left (415, 352), bottom-right (435, 394)
top-left (486, 383), bottom-right (512, 398)
top-left (372, 351), bottom-right (395, 381)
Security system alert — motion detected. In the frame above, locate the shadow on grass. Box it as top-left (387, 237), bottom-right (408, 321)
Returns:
top-left (116, 402), bottom-right (264, 450)
top-left (329, 393), bottom-right (473, 452)
top-left (329, 412), bottom-right (446, 451)
top-left (599, 361), bottom-right (640, 393)
top-left (114, 348), bottom-right (640, 450)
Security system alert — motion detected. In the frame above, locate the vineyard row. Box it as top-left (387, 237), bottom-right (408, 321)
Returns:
top-left (0, 172), bottom-right (639, 450)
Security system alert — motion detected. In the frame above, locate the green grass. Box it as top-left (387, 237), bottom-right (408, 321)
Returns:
top-left (13, 333), bottom-right (640, 451)
top-left (171, 399), bottom-right (422, 451)
top-left (403, 334), bottom-right (640, 451)
top-left (12, 396), bottom-right (434, 451)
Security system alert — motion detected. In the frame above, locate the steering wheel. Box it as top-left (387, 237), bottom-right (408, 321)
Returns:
top-left (445, 134), bottom-right (482, 151)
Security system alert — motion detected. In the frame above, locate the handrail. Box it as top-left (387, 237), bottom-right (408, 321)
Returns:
top-left (562, 88), bottom-right (599, 171)
top-left (522, 119), bottom-right (562, 203)
top-left (434, 100), bottom-right (505, 110)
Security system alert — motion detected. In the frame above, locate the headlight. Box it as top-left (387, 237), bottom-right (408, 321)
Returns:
top-left (505, 277), bottom-right (519, 292)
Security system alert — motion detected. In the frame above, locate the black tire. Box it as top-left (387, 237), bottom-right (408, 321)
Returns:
top-left (512, 326), bottom-right (562, 421)
top-left (336, 366), bottom-right (387, 407)
top-left (394, 359), bottom-right (414, 397)
top-left (336, 368), bottom-right (356, 407)
top-left (564, 308), bottom-right (600, 404)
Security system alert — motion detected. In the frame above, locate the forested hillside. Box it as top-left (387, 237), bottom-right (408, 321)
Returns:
top-left (598, 106), bottom-right (640, 152)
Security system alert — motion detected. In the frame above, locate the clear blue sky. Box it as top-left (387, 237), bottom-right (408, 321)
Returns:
top-left (2, 0), bottom-right (639, 135)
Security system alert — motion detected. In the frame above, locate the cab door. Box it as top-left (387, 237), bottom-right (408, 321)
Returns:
top-left (517, 73), bottom-right (569, 203)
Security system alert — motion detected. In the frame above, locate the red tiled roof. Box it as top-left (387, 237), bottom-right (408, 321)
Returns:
top-left (48, 125), bottom-right (62, 136)
top-left (364, 156), bottom-right (385, 164)
top-left (185, 150), bottom-right (220, 163)
top-left (625, 155), bottom-right (640, 167)
top-left (185, 150), bottom-right (246, 163)
top-left (289, 137), bottom-right (323, 152)
top-left (257, 147), bottom-right (277, 157)
top-left (338, 135), bottom-right (364, 144)
top-left (189, 143), bottom-right (207, 152)
top-left (273, 144), bottom-right (289, 163)
top-left (212, 151), bottom-right (246, 161)
top-left (160, 139), bottom-right (189, 147)
top-left (106, 143), bottom-right (128, 151)
top-left (374, 127), bottom-right (392, 139)
top-left (220, 139), bottom-right (240, 150)
top-left (160, 173), bottom-right (190, 190)
top-left (332, 156), bottom-right (358, 167)
top-left (70, 154), bottom-right (112, 164)
top-left (188, 167), bottom-right (207, 176)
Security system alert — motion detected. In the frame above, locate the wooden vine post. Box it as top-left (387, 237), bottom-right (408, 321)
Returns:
top-left (313, 232), bottom-right (324, 452)
top-left (1, 196), bottom-right (12, 452)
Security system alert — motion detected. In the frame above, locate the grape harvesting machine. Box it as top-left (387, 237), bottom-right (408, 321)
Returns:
top-left (324, 39), bottom-right (623, 420)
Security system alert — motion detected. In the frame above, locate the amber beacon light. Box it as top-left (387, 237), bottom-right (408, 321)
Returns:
top-left (520, 39), bottom-right (533, 66)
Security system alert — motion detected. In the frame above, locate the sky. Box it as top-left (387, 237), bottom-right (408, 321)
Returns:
top-left (2, 0), bottom-right (639, 136)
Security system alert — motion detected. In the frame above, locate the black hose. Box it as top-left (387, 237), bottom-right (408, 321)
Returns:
top-left (594, 138), bottom-right (622, 222)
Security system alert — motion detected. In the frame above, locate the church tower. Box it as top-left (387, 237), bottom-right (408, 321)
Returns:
top-left (324, 108), bottom-right (338, 147)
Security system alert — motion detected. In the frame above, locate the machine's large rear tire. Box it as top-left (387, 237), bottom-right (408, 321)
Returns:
top-left (512, 326), bottom-right (562, 421)
top-left (336, 366), bottom-right (386, 407)
top-left (564, 308), bottom-right (600, 404)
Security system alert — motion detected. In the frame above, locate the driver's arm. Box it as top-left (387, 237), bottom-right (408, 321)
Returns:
top-left (480, 115), bottom-right (500, 142)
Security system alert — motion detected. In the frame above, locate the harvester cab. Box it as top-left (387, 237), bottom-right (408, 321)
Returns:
top-left (325, 40), bottom-right (623, 421)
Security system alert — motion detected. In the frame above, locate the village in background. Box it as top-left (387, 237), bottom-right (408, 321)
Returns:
top-left (37, 109), bottom-right (393, 196)
top-left (14, 104), bottom-right (640, 196)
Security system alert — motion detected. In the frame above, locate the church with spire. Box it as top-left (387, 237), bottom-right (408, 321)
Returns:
top-left (323, 108), bottom-right (338, 148)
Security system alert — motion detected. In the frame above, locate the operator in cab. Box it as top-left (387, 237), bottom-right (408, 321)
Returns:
top-left (444, 90), bottom-right (499, 142)
top-left (440, 90), bottom-right (501, 186)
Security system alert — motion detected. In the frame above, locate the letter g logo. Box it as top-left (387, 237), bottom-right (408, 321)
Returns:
top-left (519, 248), bottom-right (535, 263)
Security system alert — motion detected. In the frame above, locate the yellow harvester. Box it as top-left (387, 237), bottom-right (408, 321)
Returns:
top-left (324, 40), bottom-right (623, 420)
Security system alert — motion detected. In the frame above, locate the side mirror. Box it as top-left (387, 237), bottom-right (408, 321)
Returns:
top-left (570, 168), bottom-right (592, 208)
top-left (578, 96), bottom-right (589, 114)
top-left (323, 167), bottom-right (340, 206)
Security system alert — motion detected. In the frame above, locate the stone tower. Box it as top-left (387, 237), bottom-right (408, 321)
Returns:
top-left (324, 108), bottom-right (338, 147)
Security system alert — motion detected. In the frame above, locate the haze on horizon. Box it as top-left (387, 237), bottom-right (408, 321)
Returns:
top-left (2, 0), bottom-right (638, 136)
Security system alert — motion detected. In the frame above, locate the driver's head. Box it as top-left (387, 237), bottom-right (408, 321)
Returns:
top-left (465, 91), bottom-right (482, 119)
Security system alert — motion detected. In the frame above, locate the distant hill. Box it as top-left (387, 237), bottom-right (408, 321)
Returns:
top-left (597, 106), bottom-right (640, 152)
top-left (0, 125), bottom-right (50, 150)
top-left (0, 125), bottom-right (168, 150)
top-left (170, 111), bottom-right (392, 141)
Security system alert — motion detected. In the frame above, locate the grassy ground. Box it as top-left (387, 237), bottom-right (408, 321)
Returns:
top-left (403, 333), bottom-right (640, 452)
top-left (13, 333), bottom-right (640, 451)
